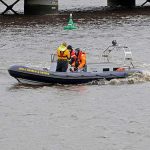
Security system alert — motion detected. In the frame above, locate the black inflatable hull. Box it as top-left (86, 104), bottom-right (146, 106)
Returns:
top-left (8, 65), bottom-right (131, 85)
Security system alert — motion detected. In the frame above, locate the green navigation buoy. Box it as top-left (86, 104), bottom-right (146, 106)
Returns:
top-left (64, 13), bottom-right (78, 30)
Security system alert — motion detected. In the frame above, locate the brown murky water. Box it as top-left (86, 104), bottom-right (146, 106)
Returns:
top-left (0, 1), bottom-right (150, 150)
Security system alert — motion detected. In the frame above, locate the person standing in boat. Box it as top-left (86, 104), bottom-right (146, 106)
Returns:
top-left (70, 48), bottom-right (87, 72)
top-left (56, 42), bottom-right (70, 72)
top-left (67, 45), bottom-right (76, 65)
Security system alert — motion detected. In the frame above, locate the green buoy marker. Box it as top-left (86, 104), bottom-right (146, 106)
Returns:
top-left (64, 13), bottom-right (78, 30)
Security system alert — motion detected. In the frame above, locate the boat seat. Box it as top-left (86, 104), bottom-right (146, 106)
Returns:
top-left (124, 51), bottom-right (132, 61)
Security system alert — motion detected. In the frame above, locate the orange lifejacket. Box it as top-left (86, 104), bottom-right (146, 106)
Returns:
top-left (70, 50), bottom-right (76, 60)
top-left (69, 50), bottom-right (76, 64)
top-left (72, 51), bottom-right (86, 69)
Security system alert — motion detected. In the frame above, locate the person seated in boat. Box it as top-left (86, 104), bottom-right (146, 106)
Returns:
top-left (70, 48), bottom-right (87, 72)
top-left (56, 42), bottom-right (70, 72)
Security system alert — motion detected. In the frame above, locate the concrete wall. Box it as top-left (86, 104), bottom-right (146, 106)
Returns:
top-left (107, 0), bottom-right (135, 7)
top-left (24, 0), bottom-right (58, 15)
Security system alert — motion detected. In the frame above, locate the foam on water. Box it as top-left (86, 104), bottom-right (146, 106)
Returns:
top-left (109, 72), bottom-right (149, 85)
top-left (88, 70), bottom-right (150, 86)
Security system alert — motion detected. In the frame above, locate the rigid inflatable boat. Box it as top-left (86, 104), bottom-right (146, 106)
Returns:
top-left (8, 65), bottom-right (134, 85)
top-left (8, 42), bottom-right (142, 85)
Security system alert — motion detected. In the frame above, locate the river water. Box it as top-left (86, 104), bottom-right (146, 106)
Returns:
top-left (0, 1), bottom-right (150, 150)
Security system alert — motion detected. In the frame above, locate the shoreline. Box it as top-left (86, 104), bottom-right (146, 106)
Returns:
top-left (61, 6), bottom-right (150, 15)
top-left (0, 6), bottom-right (150, 26)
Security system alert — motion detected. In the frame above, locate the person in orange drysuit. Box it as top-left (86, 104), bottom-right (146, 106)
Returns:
top-left (71, 48), bottom-right (87, 72)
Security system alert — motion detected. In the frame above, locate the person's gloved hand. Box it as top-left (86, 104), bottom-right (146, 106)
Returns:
top-left (74, 67), bottom-right (78, 72)
top-left (69, 68), bottom-right (73, 72)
